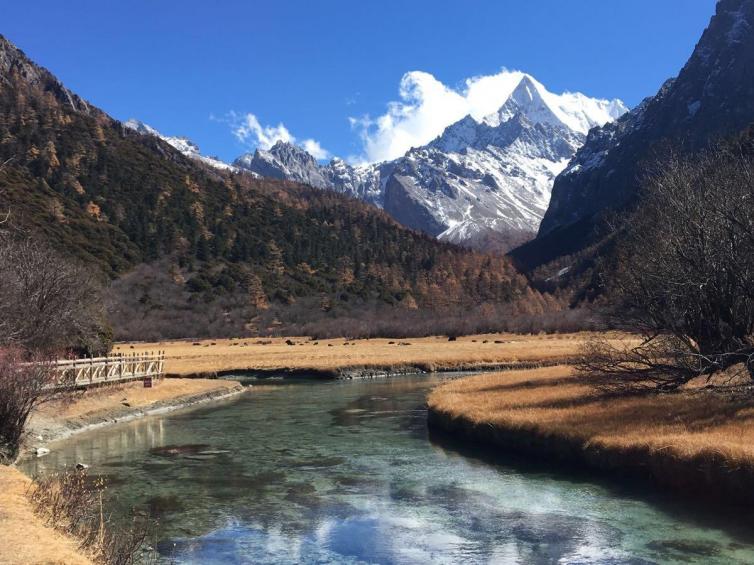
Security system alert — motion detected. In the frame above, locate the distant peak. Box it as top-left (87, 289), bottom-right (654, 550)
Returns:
top-left (508, 75), bottom-right (542, 104)
top-left (270, 139), bottom-right (296, 150)
top-left (484, 75), bottom-right (559, 128)
top-left (125, 118), bottom-right (234, 171)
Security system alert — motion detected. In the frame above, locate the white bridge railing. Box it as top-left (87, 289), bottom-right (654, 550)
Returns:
top-left (50, 351), bottom-right (166, 389)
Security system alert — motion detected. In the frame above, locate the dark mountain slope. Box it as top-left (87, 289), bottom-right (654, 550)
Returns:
top-left (0, 34), bottom-right (535, 338)
top-left (513, 0), bottom-right (754, 271)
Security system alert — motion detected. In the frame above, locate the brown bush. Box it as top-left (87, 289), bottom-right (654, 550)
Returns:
top-left (0, 238), bottom-right (111, 355)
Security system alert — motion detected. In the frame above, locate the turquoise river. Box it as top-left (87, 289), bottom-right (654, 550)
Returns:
top-left (21, 374), bottom-right (754, 564)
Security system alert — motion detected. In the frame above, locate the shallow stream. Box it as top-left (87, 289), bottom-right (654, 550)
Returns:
top-left (21, 374), bottom-right (754, 564)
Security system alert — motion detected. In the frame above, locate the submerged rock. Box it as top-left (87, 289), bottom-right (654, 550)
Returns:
top-left (150, 444), bottom-right (211, 457)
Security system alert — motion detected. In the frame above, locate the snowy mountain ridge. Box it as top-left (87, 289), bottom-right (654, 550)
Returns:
top-left (124, 119), bottom-right (238, 172)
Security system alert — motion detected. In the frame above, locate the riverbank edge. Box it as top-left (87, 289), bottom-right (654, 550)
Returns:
top-left (169, 358), bottom-right (578, 380)
top-left (426, 405), bottom-right (754, 506)
top-left (24, 381), bottom-right (247, 452)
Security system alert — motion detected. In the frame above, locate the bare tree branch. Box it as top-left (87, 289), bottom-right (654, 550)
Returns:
top-left (580, 142), bottom-right (754, 390)
top-left (0, 238), bottom-right (111, 355)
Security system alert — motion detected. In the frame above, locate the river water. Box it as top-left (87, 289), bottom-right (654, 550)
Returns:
top-left (22, 375), bottom-right (754, 564)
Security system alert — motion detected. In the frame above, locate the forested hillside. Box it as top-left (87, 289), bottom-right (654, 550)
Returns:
top-left (0, 35), bottom-right (553, 339)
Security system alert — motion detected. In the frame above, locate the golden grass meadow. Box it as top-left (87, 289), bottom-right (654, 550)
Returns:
top-left (428, 364), bottom-right (754, 501)
top-left (116, 332), bottom-right (617, 376)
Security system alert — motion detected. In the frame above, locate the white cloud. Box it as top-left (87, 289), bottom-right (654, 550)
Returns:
top-left (227, 111), bottom-right (330, 160)
top-left (301, 139), bottom-right (330, 160)
top-left (351, 69), bottom-right (529, 163)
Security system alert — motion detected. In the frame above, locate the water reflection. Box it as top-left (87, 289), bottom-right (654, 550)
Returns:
top-left (21, 376), bottom-right (754, 564)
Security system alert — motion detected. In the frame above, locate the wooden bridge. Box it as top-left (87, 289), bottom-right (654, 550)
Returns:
top-left (50, 351), bottom-right (166, 389)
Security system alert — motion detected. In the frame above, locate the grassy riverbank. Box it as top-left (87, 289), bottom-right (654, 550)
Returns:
top-left (28, 378), bottom-right (245, 445)
top-left (118, 332), bottom-right (622, 377)
top-left (427, 366), bottom-right (754, 504)
top-left (0, 466), bottom-right (93, 565)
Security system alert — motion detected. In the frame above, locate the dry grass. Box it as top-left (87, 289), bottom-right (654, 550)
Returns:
top-left (116, 332), bottom-right (627, 376)
top-left (0, 465), bottom-right (92, 565)
top-left (428, 366), bottom-right (754, 469)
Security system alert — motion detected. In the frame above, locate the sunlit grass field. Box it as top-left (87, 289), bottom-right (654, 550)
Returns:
top-left (117, 332), bottom-right (625, 376)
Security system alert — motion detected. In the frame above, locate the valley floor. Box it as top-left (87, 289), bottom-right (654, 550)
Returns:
top-left (118, 332), bottom-right (618, 377)
top-left (427, 366), bottom-right (754, 505)
top-left (13, 331), bottom-right (722, 564)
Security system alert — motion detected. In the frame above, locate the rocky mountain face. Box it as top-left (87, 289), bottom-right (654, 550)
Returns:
top-left (516, 0), bottom-right (754, 269)
top-left (234, 141), bottom-right (388, 206)
top-left (234, 76), bottom-right (626, 248)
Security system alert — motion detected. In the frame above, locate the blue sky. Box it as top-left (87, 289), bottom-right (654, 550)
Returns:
top-left (4, 0), bottom-right (715, 163)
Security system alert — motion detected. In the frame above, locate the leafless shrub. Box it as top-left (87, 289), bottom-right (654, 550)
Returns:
top-left (28, 469), bottom-right (156, 565)
top-left (580, 143), bottom-right (754, 390)
top-left (0, 348), bottom-right (58, 463)
top-left (0, 238), bottom-right (110, 355)
top-left (106, 261), bottom-right (253, 341)
top-left (576, 336), bottom-right (708, 392)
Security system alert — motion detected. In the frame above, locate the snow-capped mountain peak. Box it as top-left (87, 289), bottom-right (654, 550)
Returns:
top-left (471, 74), bottom-right (629, 136)
top-left (124, 119), bottom-right (236, 172)
top-left (484, 75), bottom-right (562, 129)
top-left (123, 118), bottom-right (159, 136)
top-left (233, 141), bottom-right (388, 204)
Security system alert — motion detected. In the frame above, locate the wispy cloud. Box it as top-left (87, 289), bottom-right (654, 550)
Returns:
top-left (224, 111), bottom-right (331, 160)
